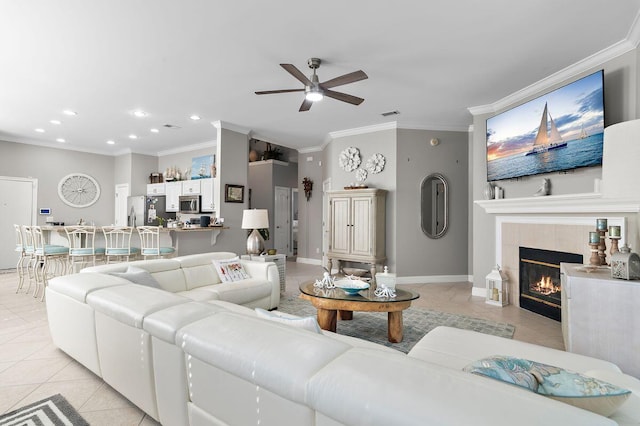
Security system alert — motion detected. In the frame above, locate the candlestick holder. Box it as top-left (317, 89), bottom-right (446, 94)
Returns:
top-left (598, 230), bottom-right (608, 266)
top-left (589, 242), bottom-right (601, 266)
top-left (610, 236), bottom-right (621, 256)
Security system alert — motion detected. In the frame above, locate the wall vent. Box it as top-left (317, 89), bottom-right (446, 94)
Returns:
top-left (163, 124), bottom-right (181, 129)
top-left (381, 110), bottom-right (400, 117)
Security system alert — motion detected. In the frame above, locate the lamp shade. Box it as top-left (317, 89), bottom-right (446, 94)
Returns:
top-left (242, 209), bottom-right (269, 229)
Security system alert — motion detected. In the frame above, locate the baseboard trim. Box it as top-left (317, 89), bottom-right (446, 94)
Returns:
top-left (471, 286), bottom-right (487, 298)
top-left (396, 275), bottom-right (472, 285)
top-left (296, 257), bottom-right (322, 266)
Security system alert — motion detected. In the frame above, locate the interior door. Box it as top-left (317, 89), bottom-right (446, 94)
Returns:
top-left (0, 177), bottom-right (37, 269)
top-left (114, 183), bottom-right (129, 226)
top-left (274, 186), bottom-right (290, 255)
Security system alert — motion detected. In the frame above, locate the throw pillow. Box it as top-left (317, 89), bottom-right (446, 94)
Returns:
top-left (254, 308), bottom-right (322, 334)
top-left (463, 356), bottom-right (631, 417)
top-left (212, 257), bottom-right (250, 283)
top-left (109, 266), bottom-right (161, 288)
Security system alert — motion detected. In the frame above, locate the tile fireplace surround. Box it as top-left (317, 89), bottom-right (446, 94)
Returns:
top-left (475, 193), bottom-right (637, 305)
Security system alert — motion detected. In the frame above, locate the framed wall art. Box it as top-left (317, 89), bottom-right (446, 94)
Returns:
top-left (225, 184), bottom-right (244, 203)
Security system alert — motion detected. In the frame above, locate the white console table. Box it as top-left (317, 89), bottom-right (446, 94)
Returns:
top-left (561, 263), bottom-right (640, 377)
top-left (241, 254), bottom-right (286, 293)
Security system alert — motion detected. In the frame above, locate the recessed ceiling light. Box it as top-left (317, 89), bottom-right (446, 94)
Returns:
top-left (50, 120), bottom-right (62, 125)
top-left (56, 138), bottom-right (66, 143)
top-left (150, 128), bottom-right (159, 133)
top-left (190, 115), bottom-right (201, 121)
top-left (63, 110), bottom-right (77, 116)
top-left (132, 110), bottom-right (148, 118)
top-left (128, 134), bottom-right (138, 139)
top-left (106, 140), bottom-right (115, 145)
top-left (35, 128), bottom-right (45, 133)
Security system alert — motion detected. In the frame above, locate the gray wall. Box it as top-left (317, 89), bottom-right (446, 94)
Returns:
top-left (0, 140), bottom-right (115, 226)
top-left (247, 160), bottom-right (298, 251)
top-left (323, 128), bottom-right (398, 271)
top-left (471, 49), bottom-right (638, 289)
top-left (214, 126), bottom-right (249, 255)
top-left (297, 150), bottom-right (324, 261)
top-left (396, 129), bottom-right (469, 277)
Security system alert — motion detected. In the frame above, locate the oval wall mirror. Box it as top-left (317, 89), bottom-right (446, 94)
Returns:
top-left (421, 173), bottom-right (449, 239)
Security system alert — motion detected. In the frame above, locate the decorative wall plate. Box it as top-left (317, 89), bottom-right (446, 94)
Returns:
top-left (58, 173), bottom-right (101, 208)
top-left (355, 168), bottom-right (368, 182)
top-left (338, 147), bottom-right (361, 172)
top-left (365, 153), bottom-right (386, 174)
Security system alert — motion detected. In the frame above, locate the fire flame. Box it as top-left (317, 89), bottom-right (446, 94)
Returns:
top-left (531, 276), bottom-right (560, 295)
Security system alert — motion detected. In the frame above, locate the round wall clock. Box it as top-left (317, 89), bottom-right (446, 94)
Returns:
top-left (57, 173), bottom-right (101, 208)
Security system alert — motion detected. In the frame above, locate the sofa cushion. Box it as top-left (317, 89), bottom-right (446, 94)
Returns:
top-left (195, 279), bottom-right (272, 305)
top-left (410, 326), bottom-right (622, 373)
top-left (212, 257), bottom-right (250, 282)
top-left (143, 301), bottom-right (225, 344)
top-left (48, 273), bottom-right (130, 303)
top-left (109, 266), bottom-right (161, 288)
top-left (254, 308), bottom-right (322, 334)
top-left (87, 285), bottom-right (189, 328)
top-left (464, 356), bottom-right (631, 417)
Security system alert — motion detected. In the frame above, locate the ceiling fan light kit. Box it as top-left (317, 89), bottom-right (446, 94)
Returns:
top-left (255, 57), bottom-right (367, 112)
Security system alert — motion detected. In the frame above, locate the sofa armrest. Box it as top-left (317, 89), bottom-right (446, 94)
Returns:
top-left (240, 260), bottom-right (280, 308)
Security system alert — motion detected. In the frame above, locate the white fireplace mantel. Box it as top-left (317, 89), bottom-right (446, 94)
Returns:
top-left (475, 193), bottom-right (640, 215)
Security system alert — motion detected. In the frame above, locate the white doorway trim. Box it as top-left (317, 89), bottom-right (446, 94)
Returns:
top-left (322, 178), bottom-right (332, 269)
top-left (115, 184), bottom-right (130, 226)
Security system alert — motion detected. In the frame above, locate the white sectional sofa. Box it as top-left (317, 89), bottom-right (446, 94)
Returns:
top-left (45, 252), bottom-right (640, 425)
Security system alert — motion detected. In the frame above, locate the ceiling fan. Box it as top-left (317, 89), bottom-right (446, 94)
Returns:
top-left (255, 58), bottom-right (368, 112)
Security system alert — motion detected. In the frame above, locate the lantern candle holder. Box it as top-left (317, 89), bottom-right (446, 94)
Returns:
top-left (485, 265), bottom-right (508, 307)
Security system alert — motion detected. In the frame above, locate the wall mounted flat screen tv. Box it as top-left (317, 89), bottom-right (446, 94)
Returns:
top-left (486, 70), bottom-right (604, 182)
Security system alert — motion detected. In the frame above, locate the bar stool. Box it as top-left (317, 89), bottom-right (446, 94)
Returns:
top-left (102, 226), bottom-right (140, 263)
top-left (137, 226), bottom-right (175, 259)
top-left (14, 224), bottom-right (33, 293)
top-left (31, 225), bottom-right (69, 301)
top-left (65, 225), bottom-right (106, 272)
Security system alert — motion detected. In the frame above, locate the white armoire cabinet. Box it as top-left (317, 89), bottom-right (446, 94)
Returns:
top-left (326, 188), bottom-right (386, 279)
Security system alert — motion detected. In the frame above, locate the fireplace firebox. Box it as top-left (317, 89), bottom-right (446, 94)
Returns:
top-left (519, 247), bottom-right (582, 321)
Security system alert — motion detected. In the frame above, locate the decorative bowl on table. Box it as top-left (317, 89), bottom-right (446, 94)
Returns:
top-left (334, 278), bottom-right (370, 295)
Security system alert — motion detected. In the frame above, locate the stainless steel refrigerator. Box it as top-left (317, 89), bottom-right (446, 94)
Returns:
top-left (127, 195), bottom-right (175, 227)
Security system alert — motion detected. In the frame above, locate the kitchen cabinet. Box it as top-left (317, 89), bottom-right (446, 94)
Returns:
top-left (146, 183), bottom-right (165, 195)
top-left (165, 181), bottom-right (182, 212)
top-left (182, 180), bottom-right (201, 195)
top-left (200, 178), bottom-right (215, 212)
top-left (560, 263), bottom-right (640, 377)
top-left (326, 188), bottom-right (386, 279)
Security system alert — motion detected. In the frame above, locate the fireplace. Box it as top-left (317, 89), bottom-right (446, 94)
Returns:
top-left (519, 247), bottom-right (582, 321)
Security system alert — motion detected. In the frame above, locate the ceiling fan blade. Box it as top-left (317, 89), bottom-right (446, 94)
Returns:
top-left (324, 89), bottom-right (365, 105)
top-left (255, 89), bottom-right (305, 95)
top-left (320, 70), bottom-right (368, 89)
top-left (299, 98), bottom-right (313, 112)
top-left (281, 64), bottom-right (313, 86)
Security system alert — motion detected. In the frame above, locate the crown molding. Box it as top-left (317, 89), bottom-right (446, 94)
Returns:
top-left (211, 120), bottom-right (251, 135)
top-left (298, 146), bottom-right (323, 154)
top-left (397, 122), bottom-right (470, 132)
top-left (468, 34), bottom-right (639, 116)
top-left (328, 121), bottom-right (398, 139)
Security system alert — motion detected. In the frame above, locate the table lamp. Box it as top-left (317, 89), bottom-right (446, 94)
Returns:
top-left (242, 209), bottom-right (269, 254)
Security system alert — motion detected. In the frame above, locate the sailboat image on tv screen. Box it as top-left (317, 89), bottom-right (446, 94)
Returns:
top-left (525, 102), bottom-right (567, 156)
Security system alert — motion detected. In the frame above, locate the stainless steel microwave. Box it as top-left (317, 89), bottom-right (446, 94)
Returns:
top-left (179, 195), bottom-right (200, 213)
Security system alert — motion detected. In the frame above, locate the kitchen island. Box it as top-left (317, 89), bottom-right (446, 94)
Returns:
top-left (41, 225), bottom-right (226, 258)
top-left (168, 226), bottom-right (225, 256)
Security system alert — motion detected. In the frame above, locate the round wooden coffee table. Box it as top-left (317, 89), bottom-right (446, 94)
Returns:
top-left (299, 281), bottom-right (419, 343)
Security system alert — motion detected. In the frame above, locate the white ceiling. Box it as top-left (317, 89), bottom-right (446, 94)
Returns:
top-left (1, 1), bottom-right (639, 156)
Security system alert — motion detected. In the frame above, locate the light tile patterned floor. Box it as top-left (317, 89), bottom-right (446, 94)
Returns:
top-left (0, 262), bottom-right (563, 424)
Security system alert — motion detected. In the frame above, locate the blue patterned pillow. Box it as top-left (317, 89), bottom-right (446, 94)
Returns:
top-left (464, 356), bottom-right (630, 417)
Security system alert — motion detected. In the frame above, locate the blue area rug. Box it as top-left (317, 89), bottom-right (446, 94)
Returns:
top-left (279, 293), bottom-right (515, 353)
